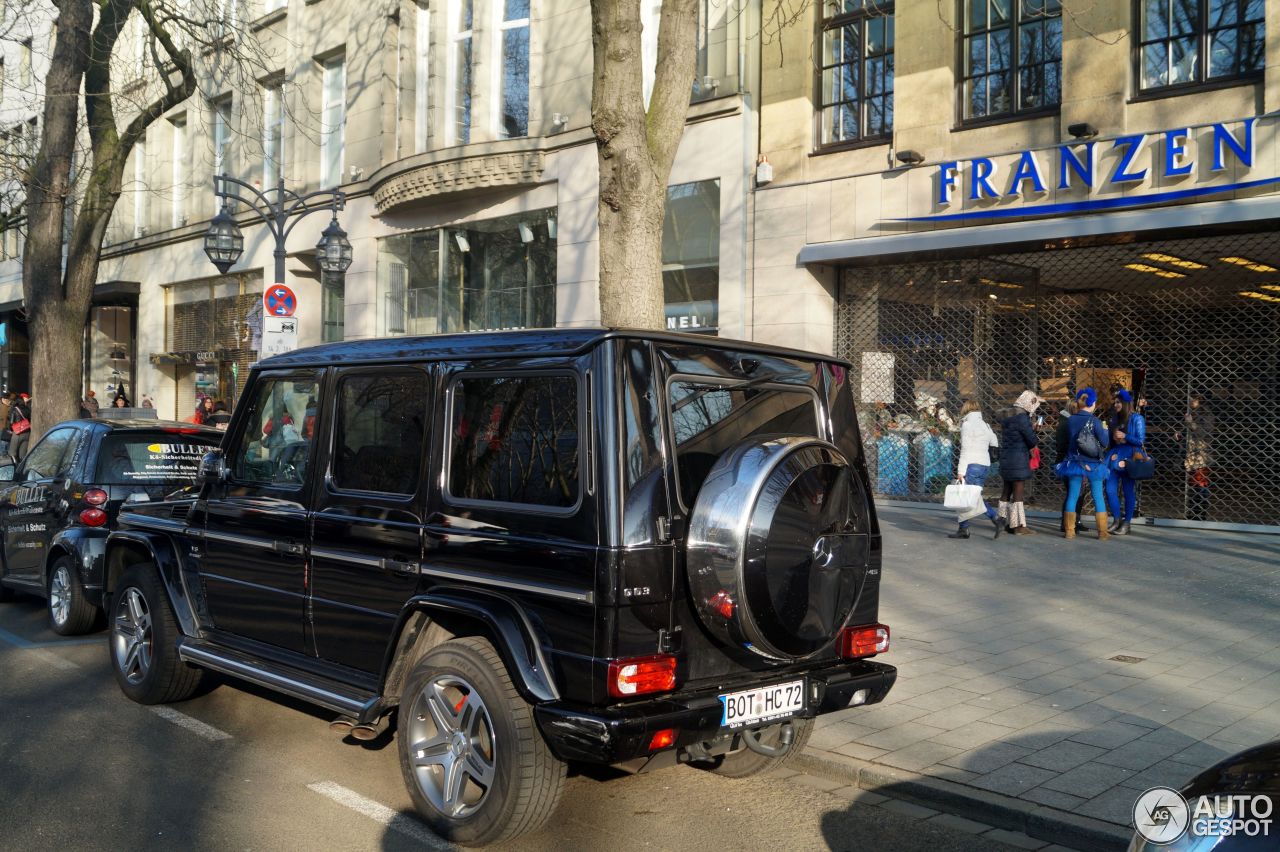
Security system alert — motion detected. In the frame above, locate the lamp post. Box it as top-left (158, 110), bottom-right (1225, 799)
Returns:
top-left (203, 174), bottom-right (353, 285)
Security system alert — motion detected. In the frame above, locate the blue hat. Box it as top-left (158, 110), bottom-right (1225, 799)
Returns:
top-left (1077, 387), bottom-right (1097, 406)
top-left (1116, 388), bottom-right (1133, 403)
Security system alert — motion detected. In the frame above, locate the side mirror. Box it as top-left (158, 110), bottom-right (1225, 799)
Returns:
top-left (0, 454), bottom-right (14, 482)
top-left (197, 450), bottom-right (228, 486)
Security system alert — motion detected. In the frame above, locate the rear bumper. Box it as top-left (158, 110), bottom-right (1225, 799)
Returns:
top-left (535, 660), bottom-right (896, 765)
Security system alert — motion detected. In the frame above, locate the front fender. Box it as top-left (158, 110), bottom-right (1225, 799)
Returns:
top-left (48, 528), bottom-right (109, 603)
top-left (105, 530), bottom-right (198, 637)
top-left (384, 588), bottom-right (560, 705)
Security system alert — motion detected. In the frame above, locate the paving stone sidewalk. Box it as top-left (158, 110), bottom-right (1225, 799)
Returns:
top-left (806, 505), bottom-right (1280, 832)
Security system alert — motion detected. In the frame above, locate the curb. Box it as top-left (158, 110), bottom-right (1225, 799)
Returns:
top-left (795, 749), bottom-right (1133, 852)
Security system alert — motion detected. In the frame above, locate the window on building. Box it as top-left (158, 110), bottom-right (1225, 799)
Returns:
top-left (263, 0), bottom-right (286, 14)
top-left (1139, 0), bottom-right (1264, 91)
top-left (322, 272), bottom-right (344, 342)
top-left (0, 61), bottom-right (5, 101)
top-left (263, 80), bottom-right (284, 187)
top-left (19, 39), bottom-right (31, 87)
top-left (818, 0), bottom-right (894, 146)
top-left (320, 56), bottom-right (345, 187)
top-left (448, 374), bottom-right (580, 508)
top-left (377, 209), bottom-right (556, 336)
top-left (332, 373), bottom-right (425, 494)
top-left (663, 180), bottom-right (719, 333)
top-left (962, 0), bottom-right (1061, 121)
top-left (495, 0), bottom-right (529, 138)
top-left (133, 132), bottom-right (148, 237)
top-left (447, 0), bottom-right (473, 144)
top-left (133, 15), bottom-right (145, 79)
top-left (212, 95), bottom-right (233, 196)
top-left (171, 116), bottom-right (187, 228)
top-left (415, 1), bottom-right (431, 152)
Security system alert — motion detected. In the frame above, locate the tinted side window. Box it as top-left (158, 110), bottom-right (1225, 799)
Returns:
top-left (332, 373), bottom-right (426, 495)
top-left (21, 428), bottom-right (78, 480)
top-left (230, 376), bottom-right (319, 487)
top-left (449, 375), bottom-right (579, 508)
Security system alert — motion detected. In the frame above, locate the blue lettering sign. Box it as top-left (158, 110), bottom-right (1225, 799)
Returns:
top-left (1163, 129), bottom-right (1194, 178)
top-left (1009, 150), bottom-right (1046, 196)
top-left (1212, 118), bottom-right (1255, 171)
top-left (1111, 135), bottom-right (1148, 184)
top-left (970, 158), bottom-right (999, 200)
top-left (937, 161), bottom-right (960, 205)
top-left (1058, 142), bottom-right (1095, 190)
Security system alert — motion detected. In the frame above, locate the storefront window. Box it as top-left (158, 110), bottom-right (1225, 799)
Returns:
top-left (376, 209), bottom-right (556, 336)
top-left (962, 0), bottom-right (1061, 120)
top-left (663, 180), bottom-right (719, 333)
top-left (0, 317), bottom-right (29, 395)
top-left (163, 275), bottom-right (262, 411)
top-left (818, 0), bottom-right (894, 146)
top-left (1139, 0), bottom-right (1264, 91)
top-left (84, 306), bottom-right (136, 404)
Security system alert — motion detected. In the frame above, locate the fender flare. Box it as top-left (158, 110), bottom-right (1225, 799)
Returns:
top-left (383, 588), bottom-right (561, 705)
top-left (105, 530), bottom-right (198, 636)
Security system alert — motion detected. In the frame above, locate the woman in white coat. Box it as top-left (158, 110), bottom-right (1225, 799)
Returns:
top-left (950, 399), bottom-right (1005, 539)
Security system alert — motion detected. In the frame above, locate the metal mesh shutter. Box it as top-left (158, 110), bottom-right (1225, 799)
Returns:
top-left (835, 229), bottom-right (1280, 526)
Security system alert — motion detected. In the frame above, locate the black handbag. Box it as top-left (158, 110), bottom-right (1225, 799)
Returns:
top-left (1127, 449), bottom-right (1156, 480)
top-left (1076, 419), bottom-right (1103, 460)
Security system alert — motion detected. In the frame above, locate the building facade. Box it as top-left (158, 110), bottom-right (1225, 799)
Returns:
top-left (0, 0), bottom-right (759, 416)
top-left (755, 1), bottom-right (1280, 527)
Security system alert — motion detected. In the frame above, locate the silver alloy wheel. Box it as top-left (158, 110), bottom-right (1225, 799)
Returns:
top-left (406, 674), bottom-right (497, 819)
top-left (49, 564), bottom-right (71, 626)
top-left (112, 588), bottom-right (153, 685)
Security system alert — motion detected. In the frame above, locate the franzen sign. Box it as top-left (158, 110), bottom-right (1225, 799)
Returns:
top-left (910, 117), bottom-right (1274, 223)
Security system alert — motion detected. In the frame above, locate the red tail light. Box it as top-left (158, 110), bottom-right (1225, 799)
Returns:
top-left (839, 624), bottom-right (890, 659)
top-left (648, 728), bottom-right (676, 751)
top-left (708, 590), bottom-right (735, 620)
top-left (608, 654), bottom-right (677, 698)
top-left (164, 427), bottom-right (202, 434)
top-left (84, 488), bottom-right (108, 506)
top-left (79, 508), bottom-right (108, 527)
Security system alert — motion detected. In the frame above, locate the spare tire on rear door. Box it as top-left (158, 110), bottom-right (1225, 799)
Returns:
top-left (686, 436), bottom-right (869, 662)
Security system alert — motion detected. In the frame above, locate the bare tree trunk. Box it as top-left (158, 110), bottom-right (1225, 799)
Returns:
top-left (591, 0), bottom-right (698, 330)
top-left (22, 0), bottom-right (95, 436)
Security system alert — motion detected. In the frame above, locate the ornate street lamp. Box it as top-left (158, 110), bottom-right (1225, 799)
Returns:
top-left (315, 215), bottom-right (353, 275)
top-left (203, 202), bottom-right (244, 274)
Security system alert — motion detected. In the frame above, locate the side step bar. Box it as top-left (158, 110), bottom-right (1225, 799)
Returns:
top-left (178, 639), bottom-right (382, 723)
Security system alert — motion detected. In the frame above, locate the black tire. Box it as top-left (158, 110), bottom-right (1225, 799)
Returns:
top-left (109, 563), bottom-right (203, 704)
top-left (397, 636), bottom-right (566, 846)
top-left (48, 556), bottom-right (98, 636)
top-left (698, 718), bottom-right (813, 779)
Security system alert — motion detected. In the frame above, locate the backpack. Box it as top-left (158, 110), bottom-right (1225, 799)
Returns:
top-left (1076, 418), bottom-right (1102, 460)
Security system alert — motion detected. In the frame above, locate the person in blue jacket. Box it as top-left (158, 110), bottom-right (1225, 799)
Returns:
top-left (1056, 387), bottom-right (1112, 540)
top-left (1104, 389), bottom-right (1146, 536)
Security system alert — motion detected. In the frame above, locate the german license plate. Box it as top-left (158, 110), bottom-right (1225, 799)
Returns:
top-left (719, 680), bottom-right (805, 729)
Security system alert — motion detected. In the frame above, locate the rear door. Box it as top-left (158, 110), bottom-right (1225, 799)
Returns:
top-left (199, 372), bottom-right (321, 652)
top-left (3, 427), bottom-right (83, 583)
top-left (309, 367), bottom-right (430, 671)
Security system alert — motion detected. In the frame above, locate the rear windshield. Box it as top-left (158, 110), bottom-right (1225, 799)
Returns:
top-left (668, 379), bottom-right (821, 509)
top-left (93, 433), bottom-right (221, 485)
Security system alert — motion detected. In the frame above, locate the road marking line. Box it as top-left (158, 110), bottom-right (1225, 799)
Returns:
top-left (29, 648), bottom-right (79, 671)
top-left (0, 626), bottom-right (101, 649)
top-left (307, 781), bottom-right (451, 849)
top-left (150, 706), bottom-right (233, 741)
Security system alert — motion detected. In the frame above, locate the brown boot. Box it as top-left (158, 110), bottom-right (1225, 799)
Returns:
top-left (1095, 513), bottom-right (1111, 541)
top-left (1063, 512), bottom-right (1076, 539)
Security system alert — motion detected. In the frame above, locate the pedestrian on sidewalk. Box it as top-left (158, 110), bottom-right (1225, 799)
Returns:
top-left (1056, 387), bottom-right (1112, 540)
top-left (949, 399), bottom-right (1005, 540)
top-left (1104, 389), bottom-right (1146, 535)
top-left (1054, 399), bottom-right (1086, 534)
top-left (9, 393), bottom-right (32, 461)
top-left (81, 389), bottom-right (100, 418)
top-left (1177, 393), bottom-right (1214, 521)
top-left (997, 390), bottom-right (1044, 535)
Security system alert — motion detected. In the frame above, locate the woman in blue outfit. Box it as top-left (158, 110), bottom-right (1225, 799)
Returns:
top-left (1056, 387), bottom-right (1112, 540)
top-left (1104, 389), bottom-right (1146, 536)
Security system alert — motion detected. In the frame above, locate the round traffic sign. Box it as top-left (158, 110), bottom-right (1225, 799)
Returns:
top-left (265, 284), bottom-right (298, 318)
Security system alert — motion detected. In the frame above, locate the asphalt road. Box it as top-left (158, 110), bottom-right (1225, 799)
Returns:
top-left (0, 596), bottom-right (1007, 852)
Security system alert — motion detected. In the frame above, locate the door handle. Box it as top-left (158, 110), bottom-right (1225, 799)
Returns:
top-left (274, 540), bottom-right (305, 556)
top-left (380, 558), bottom-right (418, 576)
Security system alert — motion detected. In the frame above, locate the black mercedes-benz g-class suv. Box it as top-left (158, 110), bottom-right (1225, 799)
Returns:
top-left (103, 329), bottom-right (894, 845)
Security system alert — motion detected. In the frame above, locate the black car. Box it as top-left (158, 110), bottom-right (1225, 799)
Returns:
top-left (0, 418), bottom-right (222, 634)
top-left (102, 329), bottom-right (895, 845)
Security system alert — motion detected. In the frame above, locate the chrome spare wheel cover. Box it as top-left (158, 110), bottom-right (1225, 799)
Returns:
top-left (407, 674), bottom-right (497, 819)
top-left (686, 436), bottom-right (868, 661)
top-left (112, 588), bottom-right (154, 684)
top-left (49, 564), bottom-right (71, 625)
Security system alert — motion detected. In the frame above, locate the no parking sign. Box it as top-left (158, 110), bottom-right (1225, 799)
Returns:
top-left (265, 284), bottom-right (298, 317)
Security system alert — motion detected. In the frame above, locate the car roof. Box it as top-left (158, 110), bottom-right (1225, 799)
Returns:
top-left (58, 418), bottom-right (222, 437)
top-left (256, 327), bottom-right (853, 369)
